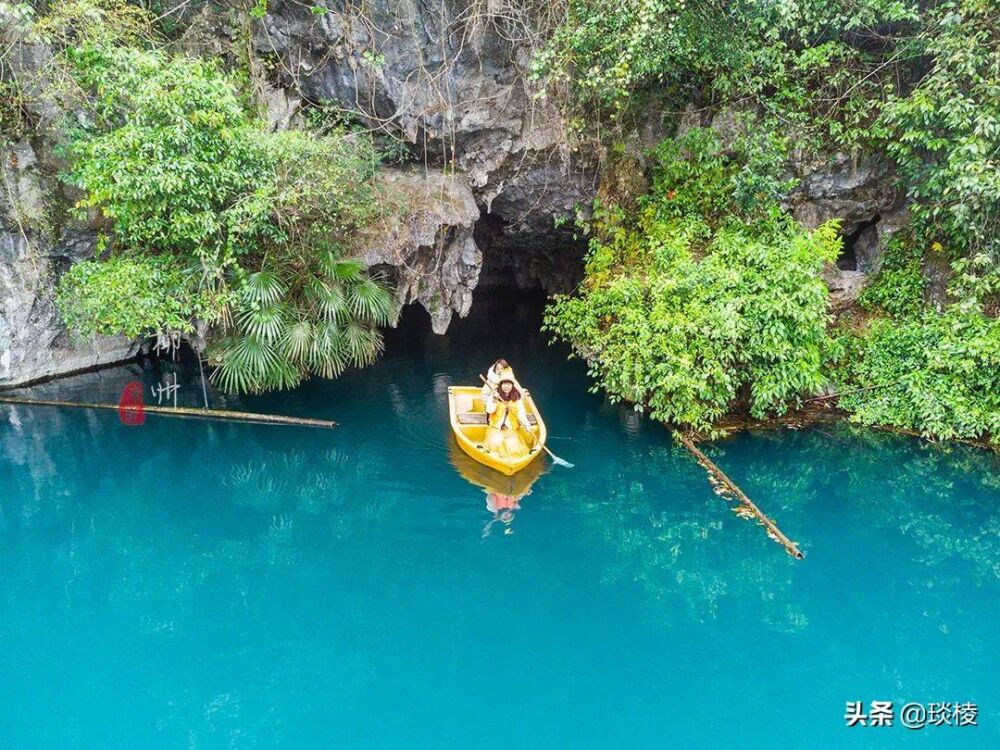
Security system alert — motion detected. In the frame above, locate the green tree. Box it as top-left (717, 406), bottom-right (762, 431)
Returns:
top-left (881, 0), bottom-right (1000, 263)
top-left (545, 130), bottom-right (840, 431)
top-left (836, 311), bottom-right (1000, 446)
top-left (48, 7), bottom-right (393, 393)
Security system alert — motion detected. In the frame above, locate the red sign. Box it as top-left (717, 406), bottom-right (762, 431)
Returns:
top-left (118, 381), bottom-right (145, 425)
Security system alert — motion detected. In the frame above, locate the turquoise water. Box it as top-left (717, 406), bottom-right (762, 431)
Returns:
top-left (1, 297), bottom-right (998, 749)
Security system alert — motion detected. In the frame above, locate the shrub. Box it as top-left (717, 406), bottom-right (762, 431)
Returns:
top-left (837, 311), bottom-right (1000, 446)
top-left (56, 255), bottom-right (226, 338)
top-left (858, 236), bottom-right (927, 318)
top-left (545, 129), bottom-right (840, 431)
top-left (49, 13), bottom-right (394, 394)
top-left (881, 0), bottom-right (1000, 262)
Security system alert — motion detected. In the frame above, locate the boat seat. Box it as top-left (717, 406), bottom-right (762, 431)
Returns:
top-left (458, 412), bottom-right (537, 426)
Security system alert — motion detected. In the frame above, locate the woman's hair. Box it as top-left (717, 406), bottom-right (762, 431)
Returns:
top-left (497, 379), bottom-right (521, 401)
top-left (492, 358), bottom-right (510, 372)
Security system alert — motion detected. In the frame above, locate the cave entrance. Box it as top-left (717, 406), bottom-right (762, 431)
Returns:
top-left (838, 214), bottom-right (880, 271)
top-left (473, 209), bottom-right (586, 295)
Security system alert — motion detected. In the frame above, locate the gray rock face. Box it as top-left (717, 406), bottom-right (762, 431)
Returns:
top-left (822, 266), bottom-right (868, 310)
top-left (787, 152), bottom-right (900, 237)
top-left (0, 7), bottom-right (139, 387)
top-left (361, 168), bottom-right (481, 333)
top-left (253, 0), bottom-right (592, 233)
top-left (1, 142), bottom-right (138, 387)
top-left (853, 205), bottom-right (909, 274)
top-left (786, 151), bottom-right (906, 274)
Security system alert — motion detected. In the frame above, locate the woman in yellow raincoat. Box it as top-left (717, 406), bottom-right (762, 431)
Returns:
top-left (483, 379), bottom-right (535, 459)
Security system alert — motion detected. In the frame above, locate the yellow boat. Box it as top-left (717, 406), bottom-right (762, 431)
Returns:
top-left (447, 385), bottom-right (547, 476)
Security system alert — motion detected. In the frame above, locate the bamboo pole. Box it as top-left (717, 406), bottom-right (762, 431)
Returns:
top-left (675, 432), bottom-right (805, 559)
top-left (0, 396), bottom-right (336, 428)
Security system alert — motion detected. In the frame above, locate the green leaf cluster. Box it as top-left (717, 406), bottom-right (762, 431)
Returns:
top-left (64, 45), bottom-right (275, 271)
top-left (209, 245), bottom-right (393, 394)
top-left (534, 0), bottom-right (921, 150)
top-left (882, 1), bottom-right (1000, 261)
top-left (836, 310), bottom-right (1000, 447)
top-left (55, 255), bottom-right (228, 339)
top-left (857, 235), bottom-right (927, 318)
top-left (44, 3), bottom-right (393, 394)
top-left (545, 129), bottom-right (840, 431)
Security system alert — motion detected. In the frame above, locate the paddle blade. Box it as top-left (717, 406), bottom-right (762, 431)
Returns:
top-left (542, 446), bottom-right (574, 468)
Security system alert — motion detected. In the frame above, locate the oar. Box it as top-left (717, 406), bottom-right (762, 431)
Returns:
top-left (478, 374), bottom-right (574, 468)
top-left (542, 445), bottom-right (574, 468)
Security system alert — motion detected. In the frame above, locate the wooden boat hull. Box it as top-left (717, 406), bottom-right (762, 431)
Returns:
top-left (448, 386), bottom-right (547, 476)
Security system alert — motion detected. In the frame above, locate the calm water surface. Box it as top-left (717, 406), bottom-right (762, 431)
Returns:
top-left (1, 297), bottom-right (998, 749)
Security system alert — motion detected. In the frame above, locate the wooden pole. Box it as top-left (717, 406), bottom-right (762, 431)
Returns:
top-left (0, 396), bottom-right (336, 429)
top-left (675, 432), bottom-right (805, 559)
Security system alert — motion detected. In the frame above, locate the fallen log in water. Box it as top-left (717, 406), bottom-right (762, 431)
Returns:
top-left (0, 396), bottom-right (336, 429)
top-left (675, 431), bottom-right (805, 559)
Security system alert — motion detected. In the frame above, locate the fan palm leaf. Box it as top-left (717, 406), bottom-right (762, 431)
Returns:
top-left (343, 321), bottom-right (383, 367)
top-left (242, 270), bottom-right (285, 305)
top-left (309, 319), bottom-right (350, 378)
top-left (211, 333), bottom-right (303, 394)
top-left (303, 276), bottom-right (347, 320)
top-left (236, 302), bottom-right (287, 343)
top-left (347, 277), bottom-right (393, 325)
top-left (328, 257), bottom-right (364, 282)
top-left (281, 319), bottom-right (314, 364)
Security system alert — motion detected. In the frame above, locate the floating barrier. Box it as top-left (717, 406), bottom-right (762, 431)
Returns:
top-left (675, 431), bottom-right (805, 559)
top-left (0, 396), bottom-right (336, 429)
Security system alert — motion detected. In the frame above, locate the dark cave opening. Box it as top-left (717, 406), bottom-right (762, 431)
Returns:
top-left (838, 214), bottom-right (880, 271)
top-left (472, 209), bottom-right (587, 295)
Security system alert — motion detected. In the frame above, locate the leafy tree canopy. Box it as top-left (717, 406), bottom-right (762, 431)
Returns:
top-left (545, 129), bottom-right (841, 432)
top-left (44, 1), bottom-right (394, 394)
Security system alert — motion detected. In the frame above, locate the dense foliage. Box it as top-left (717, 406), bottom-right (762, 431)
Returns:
top-left (56, 255), bottom-right (226, 338)
top-left (538, 0), bottom-right (1000, 269)
top-left (856, 235), bottom-right (927, 318)
top-left (545, 130), bottom-right (840, 431)
top-left (534, 0), bottom-right (921, 149)
top-left (538, 0), bottom-right (999, 444)
top-left (41, 1), bottom-right (393, 393)
top-left (835, 311), bottom-right (1000, 447)
top-left (881, 1), bottom-right (1000, 263)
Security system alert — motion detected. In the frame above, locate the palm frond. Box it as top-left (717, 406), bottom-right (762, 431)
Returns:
top-left (347, 277), bottom-right (393, 325)
top-left (242, 270), bottom-right (285, 305)
top-left (343, 321), bottom-right (383, 367)
top-left (305, 276), bottom-right (347, 320)
top-left (328, 257), bottom-right (364, 282)
top-left (309, 319), bottom-right (349, 378)
top-left (281, 319), bottom-right (314, 364)
top-left (210, 334), bottom-right (277, 394)
top-left (316, 249), bottom-right (357, 280)
top-left (236, 302), bottom-right (287, 343)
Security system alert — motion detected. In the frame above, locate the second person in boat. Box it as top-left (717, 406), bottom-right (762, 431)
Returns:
top-left (481, 358), bottom-right (521, 400)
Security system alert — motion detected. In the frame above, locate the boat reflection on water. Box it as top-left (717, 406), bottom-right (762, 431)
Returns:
top-left (448, 437), bottom-right (548, 537)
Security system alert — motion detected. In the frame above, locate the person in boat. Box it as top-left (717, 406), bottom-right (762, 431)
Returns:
top-left (481, 359), bottom-right (521, 400)
top-left (483, 379), bottom-right (535, 459)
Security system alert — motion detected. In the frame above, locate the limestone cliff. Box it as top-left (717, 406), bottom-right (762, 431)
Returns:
top-left (0, 1), bottom-right (907, 386)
